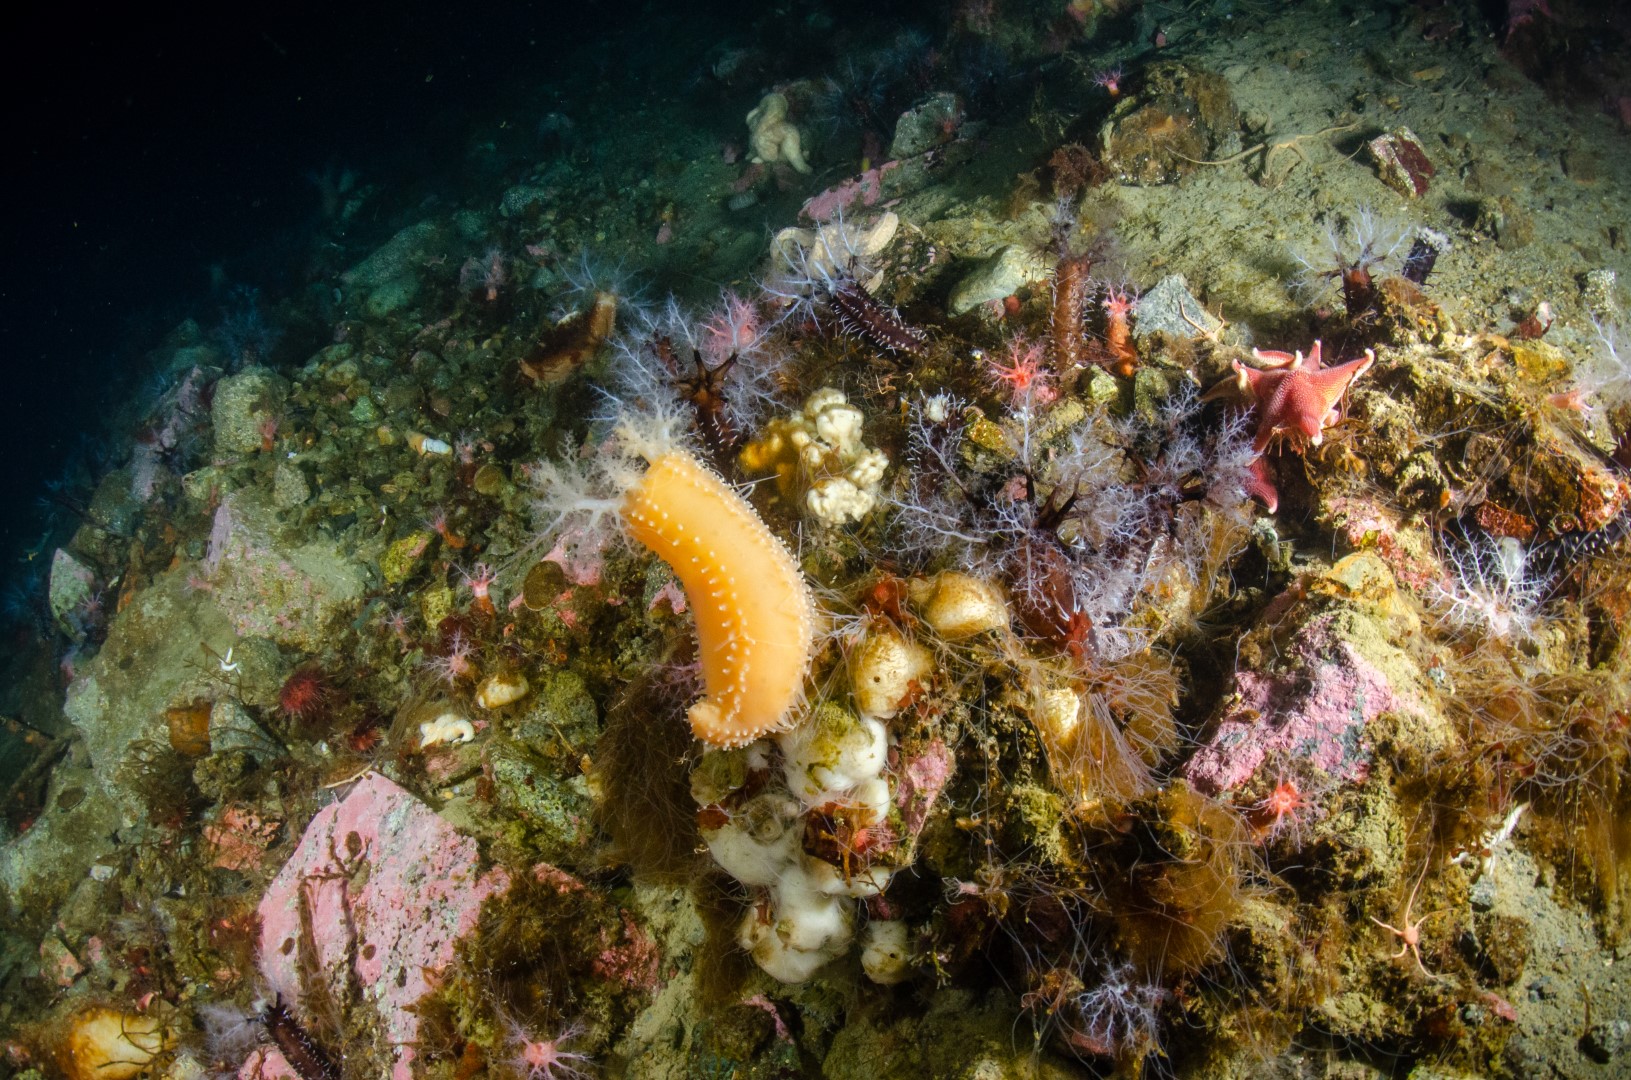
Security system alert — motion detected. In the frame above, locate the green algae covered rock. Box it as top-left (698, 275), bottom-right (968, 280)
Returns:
top-left (487, 744), bottom-right (595, 865)
top-left (947, 244), bottom-right (1047, 316)
top-left (205, 491), bottom-right (367, 651)
top-left (211, 365), bottom-right (289, 455)
top-left (1001, 782), bottom-right (1067, 867)
top-left (0, 765), bottom-right (121, 925)
top-left (272, 460), bottom-right (310, 508)
top-left (63, 567), bottom-right (236, 778)
top-left (484, 670), bottom-right (602, 864)
top-left (342, 219), bottom-right (447, 318)
top-left (512, 669), bottom-right (600, 747)
top-left (822, 988), bottom-right (1081, 1079)
top-left (47, 549), bottom-right (97, 638)
top-left (1100, 62), bottom-right (1237, 186)
top-left (380, 531), bottom-right (433, 586)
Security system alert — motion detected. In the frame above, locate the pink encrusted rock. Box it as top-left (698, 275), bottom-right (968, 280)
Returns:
top-left (532, 861), bottom-right (589, 895)
top-left (799, 162), bottom-right (900, 223)
top-left (257, 773), bottom-right (509, 1080)
top-left (1184, 552), bottom-right (1452, 796)
top-left (238, 1046), bottom-right (301, 1080)
top-left (39, 935), bottom-right (83, 987)
top-left (895, 738), bottom-right (953, 838)
top-left (1322, 495), bottom-right (1442, 593)
top-left (649, 579), bottom-right (688, 615)
top-left (205, 804), bottom-right (281, 871)
top-left (591, 911), bottom-right (661, 993)
top-left (1183, 625), bottom-right (1404, 794)
top-left (543, 532), bottom-right (605, 587)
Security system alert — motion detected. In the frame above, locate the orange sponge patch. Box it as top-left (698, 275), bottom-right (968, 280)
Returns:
top-left (622, 451), bottom-right (815, 747)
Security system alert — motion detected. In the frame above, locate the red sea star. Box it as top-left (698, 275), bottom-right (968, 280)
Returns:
top-left (1231, 341), bottom-right (1375, 452)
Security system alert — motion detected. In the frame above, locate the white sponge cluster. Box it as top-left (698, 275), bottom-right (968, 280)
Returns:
top-left (801, 389), bottom-right (890, 525)
top-left (741, 388), bottom-right (890, 526)
top-left (779, 706), bottom-right (889, 808)
top-left (693, 628), bottom-right (929, 984)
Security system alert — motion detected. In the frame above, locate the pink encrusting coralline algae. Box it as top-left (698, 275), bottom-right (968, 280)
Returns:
top-left (255, 773), bottom-right (510, 1080)
top-left (1183, 614), bottom-right (1417, 795)
top-left (895, 739), bottom-right (954, 838)
top-left (799, 161), bottom-right (900, 223)
top-left (590, 911), bottom-right (662, 994)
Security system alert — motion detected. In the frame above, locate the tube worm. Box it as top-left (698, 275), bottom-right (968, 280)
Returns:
top-left (1050, 254), bottom-right (1091, 381)
top-left (830, 279), bottom-right (929, 357)
top-left (260, 997), bottom-right (340, 1080)
top-left (1101, 286), bottom-right (1138, 377)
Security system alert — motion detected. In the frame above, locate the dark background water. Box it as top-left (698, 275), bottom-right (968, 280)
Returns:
top-left (1, 0), bottom-right (960, 564)
top-left (1, 0), bottom-right (1626, 590)
top-left (4, 3), bottom-right (602, 549)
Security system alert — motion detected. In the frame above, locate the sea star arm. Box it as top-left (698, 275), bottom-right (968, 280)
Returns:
top-left (1248, 344), bottom-right (1312, 370)
top-left (1304, 349), bottom-right (1376, 436)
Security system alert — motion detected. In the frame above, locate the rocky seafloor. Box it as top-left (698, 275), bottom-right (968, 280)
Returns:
top-left (3, 2), bottom-right (1631, 1079)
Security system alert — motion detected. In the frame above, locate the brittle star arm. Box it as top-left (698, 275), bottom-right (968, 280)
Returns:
top-left (1171, 121), bottom-right (1360, 181)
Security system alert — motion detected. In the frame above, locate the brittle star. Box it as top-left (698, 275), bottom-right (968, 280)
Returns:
top-left (1176, 294), bottom-right (1228, 344)
top-left (1370, 858), bottom-right (1444, 979)
top-left (1173, 121), bottom-right (1359, 187)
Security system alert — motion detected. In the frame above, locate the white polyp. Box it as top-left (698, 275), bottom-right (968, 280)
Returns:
top-left (860, 919), bottom-right (912, 985)
top-left (771, 865), bottom-right (856, 953)
top-left (802, 852), bottom-right (894, 899)
top-left (847, 775), bottom-right (893, 822)
top-left (700, 793), bottom-right (801, 887)
top-left (849, 628), bottom-right (933, 720)
top-left (779, 711), bottom-right (889, 807)
top-left (738, 913), bottom-right (841, 984)
top-left (419, 712), bottom-right (475, 747)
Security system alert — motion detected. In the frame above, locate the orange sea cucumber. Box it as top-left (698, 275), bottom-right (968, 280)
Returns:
top-left (622, 450), bottom-right (815, 748)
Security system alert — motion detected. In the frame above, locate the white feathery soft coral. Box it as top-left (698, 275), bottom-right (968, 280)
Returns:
top-left (603, 296), bottom-right (789, 443)
top-left (1432, 532), bottom-right (1548, 644)
top-left (526, 452), bottom-right (626, 550)
top-left (1570, 319), bottom-right (1631, 411)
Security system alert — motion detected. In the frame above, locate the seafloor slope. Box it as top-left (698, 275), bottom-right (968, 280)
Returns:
top-left (2, 2), bottom-right (1630, 1079)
